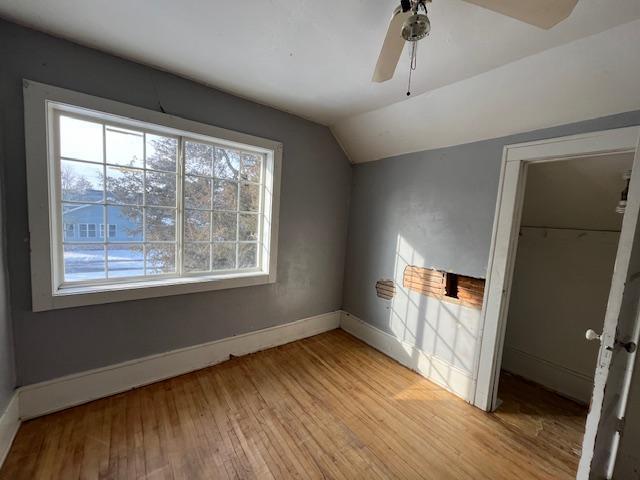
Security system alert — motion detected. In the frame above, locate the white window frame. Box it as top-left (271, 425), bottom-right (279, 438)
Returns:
top-left (24, 80), bottom-right (282, 311)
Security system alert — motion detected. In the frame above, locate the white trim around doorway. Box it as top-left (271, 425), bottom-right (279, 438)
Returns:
top-left (473, 126), bottom-right (640, 412)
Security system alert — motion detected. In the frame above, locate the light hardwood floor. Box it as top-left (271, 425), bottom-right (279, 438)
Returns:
top-left (1, 330), bottom-right (587, 479)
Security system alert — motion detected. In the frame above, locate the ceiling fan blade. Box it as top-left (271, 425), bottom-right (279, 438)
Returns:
top-left (462, 0), bottom-right (578, 29)
top-left (372, 7), bottom-right (411, 83)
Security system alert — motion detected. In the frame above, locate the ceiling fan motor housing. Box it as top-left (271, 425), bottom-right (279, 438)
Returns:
top-left (402, 13), bottom-right (430, 41)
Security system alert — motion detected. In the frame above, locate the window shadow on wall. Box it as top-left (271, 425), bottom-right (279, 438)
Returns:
top-left (378, 234), bottom-right (481, 397)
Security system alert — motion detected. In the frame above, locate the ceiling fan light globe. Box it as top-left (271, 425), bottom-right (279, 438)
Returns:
top-left (401, 13), bottom-right (430, 42)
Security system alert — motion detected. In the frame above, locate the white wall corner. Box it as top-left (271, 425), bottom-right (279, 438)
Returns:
top-left (339, 311), bottom-right (476, 403)
top-left (328, 126), bottom-right (354, 164)
top-left (501, 346), bottom-right (593, 404)
top-left (0, 393), bottom-right (20, 469)
top-left (18, 311), bottom-right (341, 421)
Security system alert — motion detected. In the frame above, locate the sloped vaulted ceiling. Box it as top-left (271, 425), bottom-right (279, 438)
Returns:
top-left (0, 0), bottom-right (639, 163)
top-left (332, 19), bottom-right (640, 163)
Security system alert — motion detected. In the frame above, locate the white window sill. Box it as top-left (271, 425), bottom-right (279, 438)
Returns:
top-left (34, 271), bottom-right (275, 311)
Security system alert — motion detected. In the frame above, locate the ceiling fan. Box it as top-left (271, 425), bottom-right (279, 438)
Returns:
top-left (373, 0), bottom-right (579, 92)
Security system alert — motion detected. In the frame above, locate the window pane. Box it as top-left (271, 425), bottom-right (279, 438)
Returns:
top-left (61, 160), bottom-right (104, 203)
top-left (212, 212), bottom-right (237, 241)
top-left (108, 244), bottom-right (144, 278)
top-left (184, 175), bottom-right (212, 210)
top-left (106, 166), bottom-right (143, 205)
top-left (212, 180), bottom-right (238, 210)
top-left (184, 243), bottom-right (210, 273)
top-left (146, 134), bottom-right (177, 172)
top-left (63, 204), bottom-right (103, 241)
top-left (239, 183), bottom-right (260, 212)
top-left (238, 243), bottom-right (258, 269)
top-left (145, 207), bottom-right (176, 241)
top-left (60, 116), bottom-right (103, 163)
top-left (145, 171), bottom-right (176, 207)
top-left (185, 141), bottom-right (213, 176)
top-left (184, 209), bottom-right (210, 242)
top-left (214, 147), bottom-right (240, 180)
top-left (106, 126), bottom-right (143, 168)
top-left (238, 214), bottom-right (258, 241)
top-left (211, 243), bottom-right (236, 270)
top-left (55, 110), bottom-right (272, 287)
top-left (107, 206), bottom-right (143, 242)
top-left (146, 244), bottom-right (176, 274)
top-left (64, 244), bottom-right (105, 281)
top-left (240, 153), bottom-right (262, 182)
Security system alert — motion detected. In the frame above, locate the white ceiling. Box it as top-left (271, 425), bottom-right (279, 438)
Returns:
top-left (522, 153), bottom-right (634, 231)
top-left (0, 0), bottom-right (639, 129)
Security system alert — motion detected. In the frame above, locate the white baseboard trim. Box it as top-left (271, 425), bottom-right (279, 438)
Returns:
top-left (0, 393), bottom-right (20, 469)
top-left (501, 346), bottom-right (593, 404)
top-left (19, 311), bottom-right (341, 420)
top-left (340, 311), bottom-right (476, 402)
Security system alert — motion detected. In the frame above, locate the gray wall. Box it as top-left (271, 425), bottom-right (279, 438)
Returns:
top-left (0, 122), bottom-right (15, 412)
top-left (343, 110), bottom-right (640, 355)
top-left (0, 19), bottom-right (351, 385)
top-left (343, 109), bottom-right (640, 476)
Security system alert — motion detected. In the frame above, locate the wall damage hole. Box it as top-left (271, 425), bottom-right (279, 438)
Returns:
top-left (403, 265), bottom-right (485, 309)
top-left (402, 266), bottom-right (445, 297)
top-left (456, 275), bottom-right (485, 309)
top-left (375, 279), bottom-right (396, 300)
top-left (445, 272), bottom-right (459, 299)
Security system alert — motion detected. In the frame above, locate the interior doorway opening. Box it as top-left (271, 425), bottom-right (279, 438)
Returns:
top-left (493, 152), bottom-right (634, 477)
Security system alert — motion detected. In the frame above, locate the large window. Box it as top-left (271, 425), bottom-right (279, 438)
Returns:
top-left (57, 110), bottom-right (269, 283)
top-left (24, 81), bottom-right (281, 310)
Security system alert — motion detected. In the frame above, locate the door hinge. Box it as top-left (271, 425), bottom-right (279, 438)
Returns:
top-left (616, 417), bottom-right (626, 433)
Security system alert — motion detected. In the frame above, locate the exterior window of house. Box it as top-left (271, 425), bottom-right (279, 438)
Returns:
top-left (98, 224), bottom-right (116, 239)
top-left (24, 81), bottom-right (281, 310)
top-left (79, 223), bottom-right (96, 239)
top-left (64, 223), bottom-right (75, 240)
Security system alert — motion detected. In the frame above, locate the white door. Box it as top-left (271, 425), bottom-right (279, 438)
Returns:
top-left (578, 138), bottom-right (640, 479)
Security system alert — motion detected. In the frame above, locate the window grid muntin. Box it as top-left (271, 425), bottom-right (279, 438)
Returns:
top-left (58, 116), bottom-right (179, 282)
top-left (181, 137), bottom-right (265, 274)
top-left (55, 110), bottom-right (267, 287)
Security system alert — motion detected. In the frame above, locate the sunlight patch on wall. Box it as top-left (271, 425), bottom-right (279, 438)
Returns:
top-left (386, 234), bottom-right (483, 383)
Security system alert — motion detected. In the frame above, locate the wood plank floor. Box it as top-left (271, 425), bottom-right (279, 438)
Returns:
top-left (1, 330), bottom-right (587, 479)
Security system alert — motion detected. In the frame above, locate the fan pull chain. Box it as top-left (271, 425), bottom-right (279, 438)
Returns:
top-left (407, 41), bottom-right (418, 96)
